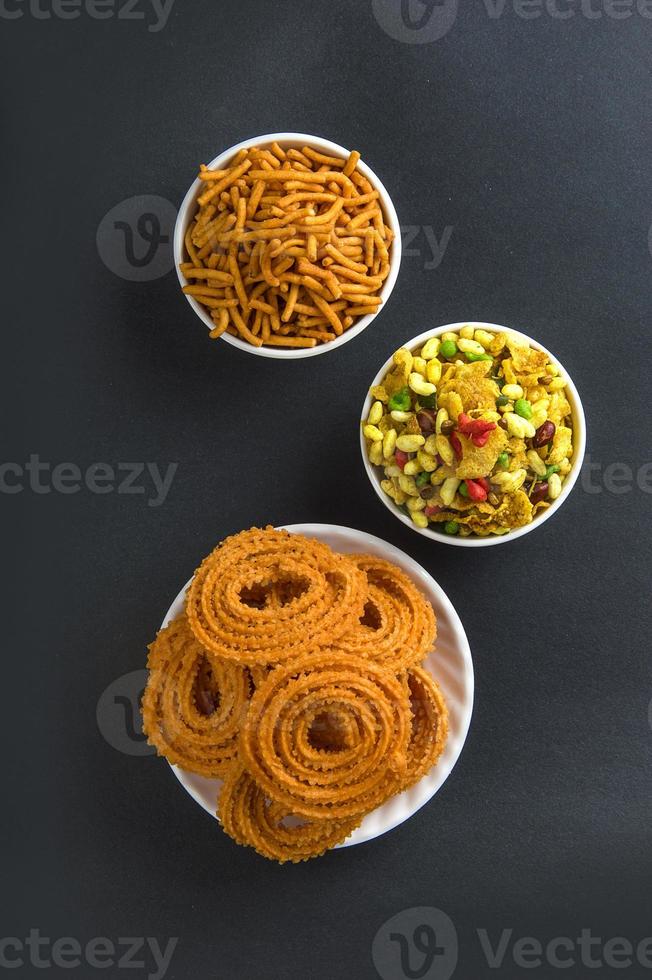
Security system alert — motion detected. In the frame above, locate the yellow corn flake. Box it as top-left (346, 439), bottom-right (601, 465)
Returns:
top-left (429, 510), bottom-right (474, 525)
top-left (547, 425), bottom-right (572, 464)
top-left (382, 349), bottom-right (412, 396)
top-left (506, 436), bottom-right (528, 471)
top-left (501, 357), bottom-right (517, 385)
top-left (370, 384), bottom-right (389, 403)
top-left (455, 426), bottom-right (508, 480)
top-left (438, 361), bottom-right (500, 413)
top-left (430, 464), bottom-right (457, 485)
top-left (516, 371), bottom-right (546, 389)
top-left (394, 347), bottom-right (413, 369)
top-left (449, 489), bottom-right (533, 533)
top-left (378, 415), bottom-right (393, 435)
top-left (428, 487), bottom-right (532, 534)
top-left (451, 498), bottom-right (496, 514)
top-left (532, 500), bottom-right (551, 517)
top-left (487, 331), bottom-right (507, 356)
top-left (403, 415), bottom-right (422, 436)
top-left (498, 490), bottom-right (533, 526)
top-left (468, 522), bottom-right (511, 536)
top-left (527, 385), bottom-right (549, 403)
top-left (506, 338), bottom-right (548, 375)
top-left (548, 391), bottom-right (572, 427)
top-left (481, 489), bottom-right (533, 530)
top-left (467, 408), bottom-right (500, 423)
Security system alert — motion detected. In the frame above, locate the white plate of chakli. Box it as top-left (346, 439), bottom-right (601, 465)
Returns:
top-left (159, 524), bottom-right (474, 849)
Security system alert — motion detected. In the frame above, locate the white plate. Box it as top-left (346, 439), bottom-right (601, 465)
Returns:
top-left (161, 524), bottom-right (474, 848)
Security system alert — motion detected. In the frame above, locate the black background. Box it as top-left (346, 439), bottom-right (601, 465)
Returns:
top-left (2, 0), bottom-right (652, 978)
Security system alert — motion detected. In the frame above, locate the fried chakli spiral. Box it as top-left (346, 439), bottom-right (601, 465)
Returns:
top-left (142, 616), bottom-right (251, 778)
top-left (345, 555), bottom-right (437, 664)
top-left (402, 666), bottom-right (449, 790)
top-left (239, 652), bottom-right (411, 820)
top-left (247, 663), bottom-right (273, 690)
top-left (145, 528), bottom-right (450, 862)
top-left (186, 528), bottom-right (367, 665)
top-left (333, 580), bottom-right (424, 672)
top-left (218, 766), bottom-right (362, 863)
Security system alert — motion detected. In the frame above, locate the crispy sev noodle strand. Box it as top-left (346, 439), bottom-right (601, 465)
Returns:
top-left (179, 145), bottom-right (393, 348)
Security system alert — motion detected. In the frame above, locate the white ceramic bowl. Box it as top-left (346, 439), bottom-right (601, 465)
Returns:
top-left (360, 322), bottom-right (586, 548)
top-left (160, 524), bottom-right (474, 849)
top-left (174, 133), bottom-right (402, 360)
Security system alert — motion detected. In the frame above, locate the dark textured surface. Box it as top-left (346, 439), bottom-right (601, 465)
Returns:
top-left (2, 1), bottom-right (652, 978)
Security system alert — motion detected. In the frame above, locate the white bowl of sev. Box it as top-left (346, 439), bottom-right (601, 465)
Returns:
top-left (174, 132), bottom-right (402, 359)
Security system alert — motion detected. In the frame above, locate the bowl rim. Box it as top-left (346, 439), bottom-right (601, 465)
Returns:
top-left (173, 132), bottom-right (402, 360)
top-left (359, 321), bottom-right (587, 548)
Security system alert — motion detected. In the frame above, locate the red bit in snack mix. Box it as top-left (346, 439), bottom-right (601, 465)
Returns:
top-left (363, 326), bottom-right (575, 538)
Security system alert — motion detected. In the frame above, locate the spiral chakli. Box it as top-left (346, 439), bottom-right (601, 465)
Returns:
top-left (185, 527), bottom-right (368, 665)
top-left (402, 666), bottom-right (449, 789)
top-left (239, 652), bottom-right (411, 820)
top-left (142, 616), bottom-right (251, 778)
top-left (339, 555), bottom-right (437, 667)
top-left (144, 529), bottom-right (450, 862)
top-left (247, 663), bottom-right (272, 690)
top-left (218, 766), bottom-right (362, 863)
